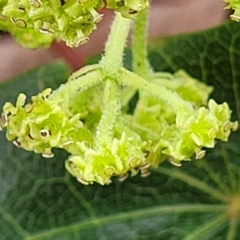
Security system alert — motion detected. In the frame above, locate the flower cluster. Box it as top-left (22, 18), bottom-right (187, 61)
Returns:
top-left (0, 88), bottom-right (93, 158)
top-left (124, 70), bottom-right (238, 166)
top-left (224, 0), bottom-right (240, 21)
top-left (0, 0), bottom-right (104, 48)
top-left (107, 0), bottom-right (149, 18)
top-left (66, 127), bottom-right (151, 185)
top-left (0, 69), bottom-right (238, 185)
top-left (0, 0), bottom-right (149, 48)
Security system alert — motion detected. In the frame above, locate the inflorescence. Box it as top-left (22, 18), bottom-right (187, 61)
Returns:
top-left (0, 66), bottom-right (238, 185)
top-left (0, 1), bottom-right (239, 185)
top-left (0, 0), bottom-right (148, 48)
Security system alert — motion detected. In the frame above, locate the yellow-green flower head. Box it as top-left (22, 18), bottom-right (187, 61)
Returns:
top-left (0, 0), bottom-right (149, 48)
top-left (106, 0), bottom-right (149, 18)
top-left (65, 129), bottom-right (150, 185)
top-left (1, 0), bottom-right (104, 48)
top-left (224, 0), bottom-right (240, 21)
top-left (0, 89), bottom-right (93, 158)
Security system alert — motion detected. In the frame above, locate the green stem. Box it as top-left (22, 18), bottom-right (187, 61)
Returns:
top-left (49, 69), bottom-right (103, 101)
top-left (100, 12), bottom-right (132, 78)
top-left (132, 8), bottom-right (150, 78)
top-left (119, 68), bottom-right (194, 114)
top-left (94, 12), bottom-right (132, 147)
top-left (94, 80), bottom-right (120, 148)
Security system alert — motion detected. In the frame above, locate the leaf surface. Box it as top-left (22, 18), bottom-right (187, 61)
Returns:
top-left (1, 21), bottom-right (240, 240)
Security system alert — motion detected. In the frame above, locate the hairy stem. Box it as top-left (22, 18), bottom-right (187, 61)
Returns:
top-left (119, 68), bottom-right (194, 114)
top-left (94, 80), bottom-right (120, 148)
top-left (100, 12), bottom-right (132, 78)
top-left (132, 8), bottom-right (150, 78)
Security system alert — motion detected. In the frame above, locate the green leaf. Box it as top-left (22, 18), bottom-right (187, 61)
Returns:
top-left (1, 21), bottom-right (240, 239)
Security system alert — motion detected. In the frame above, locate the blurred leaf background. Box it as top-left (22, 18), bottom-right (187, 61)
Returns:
top-left (0, 20), bottom-right (240, 239)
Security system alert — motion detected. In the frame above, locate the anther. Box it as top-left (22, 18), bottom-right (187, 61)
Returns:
top-left (77, 177), bottom-right (89, 185)
top-left (76, 37), bottom-right (89, 46)
top-left (208, 128), bottom-right (217, 139)
top-left (25, 104), bottom-right (33, 113)
top-left (1, 113), bottom-right (8, 127)
top-left (62, 140), bottom-right (74, 147)
top-left (93, 14), bottom-right (104, 23)
top-left (128, 157), bottom-right (140, 168)
top-left (40, 129), bottom-right (50, 137)
top-left (28, 134), bottom-right (34, 140)
top-left (231, 121), bottom-right (239, 132)
top-left (16, 19), bottom-right (27, 28)
top-left (129, 9), bottom-right (138, 15)
top-left (104, 166), bottom-right (115, 176)
top-left (118, 173), bottom-right (128, 182)
top-left (230, 14), bottom-right (240, 22)
top-left (13, 140), bottom-right (21, 148)
top-left (169, 158), bottom-right (182, 167)
top-left (223, 121), bottom-right (231, 132)
top-left (42, 152), bottom-right (54, 158)
top-left (141, 171), bottom-right (151, 178)
top-left (196, 150), bottom-right (206, 160)
top-left (18, 6), bottom-right (25, 12)
top-left (39, 28), bottom-right (53, 34)
top-left (29, 0), bottom-right (42, 8)
top-left (10, 16), bottom-right (27, 28)
top-left (140, 163), bottom-right (151, 170)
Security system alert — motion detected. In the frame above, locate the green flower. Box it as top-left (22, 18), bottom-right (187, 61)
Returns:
top-left (65, 126), bottom-right (150, 185)
top-left (1, 0), bottom-right (104, 48)
top-left (0, 0), bottom-right (149, 48)
top-left (1, 88), bottom-right (93, 157)
top-left (208, 99), bottom-right (237, 141)
top-left (106, 0), bottom-right (149, 18)
top-left (224, 0), bottom-right (240, 21)
top-left (157, 125), bottom-right (199, 164)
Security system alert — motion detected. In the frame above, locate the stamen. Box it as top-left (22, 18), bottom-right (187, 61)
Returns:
top-left (42, 152), bottom-right (54, 158)
top-left (93, 14), bottom-right (104, 23)
top-left (29, 0), bottom-right (42, 8)
top-left (39, 28), bottom-right (53, 34)
top-left (140, 163), bottom-right (151, 170)
top-left (231, 121), bottom-right (239, 132)
top-left (169, 158), bottom-right (182, 167)
top-left (25, 104), bottom-right (33, 113)
top-left (1, 113), bottom-right (8, 126)
top-left (196, 150), bottom-right (206, 160)
top-left (10, 16), bottom-right (27, 28)
top-left (104, 166), bottom-right (115, 176)
top-left (129, 9), bottom-right (138, 15)
top-left (62, 140), bottom-right (74, 147)
top-left (208, 128), bottom-right (217, 139)
top-left (118, 173), bottom-right (128, 182)
top-left (140, 171), bottom-right (151, 178)
top-left (230, 14), bottom-right (240, 22)
top-left (223, 121), bottom-right (231, 132)
top-left (18, 6), bottom-right (25, 12)
top-left (128, 157), bottom-right (140, 168)
top-left (76, 37), bottom-right (89, 46)
top-left (13, 140), bottom-right (21, 148)
top-left (76, 177), bottom-right (89, 185)
top-left (40, 129), bottom-right (50, 137)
